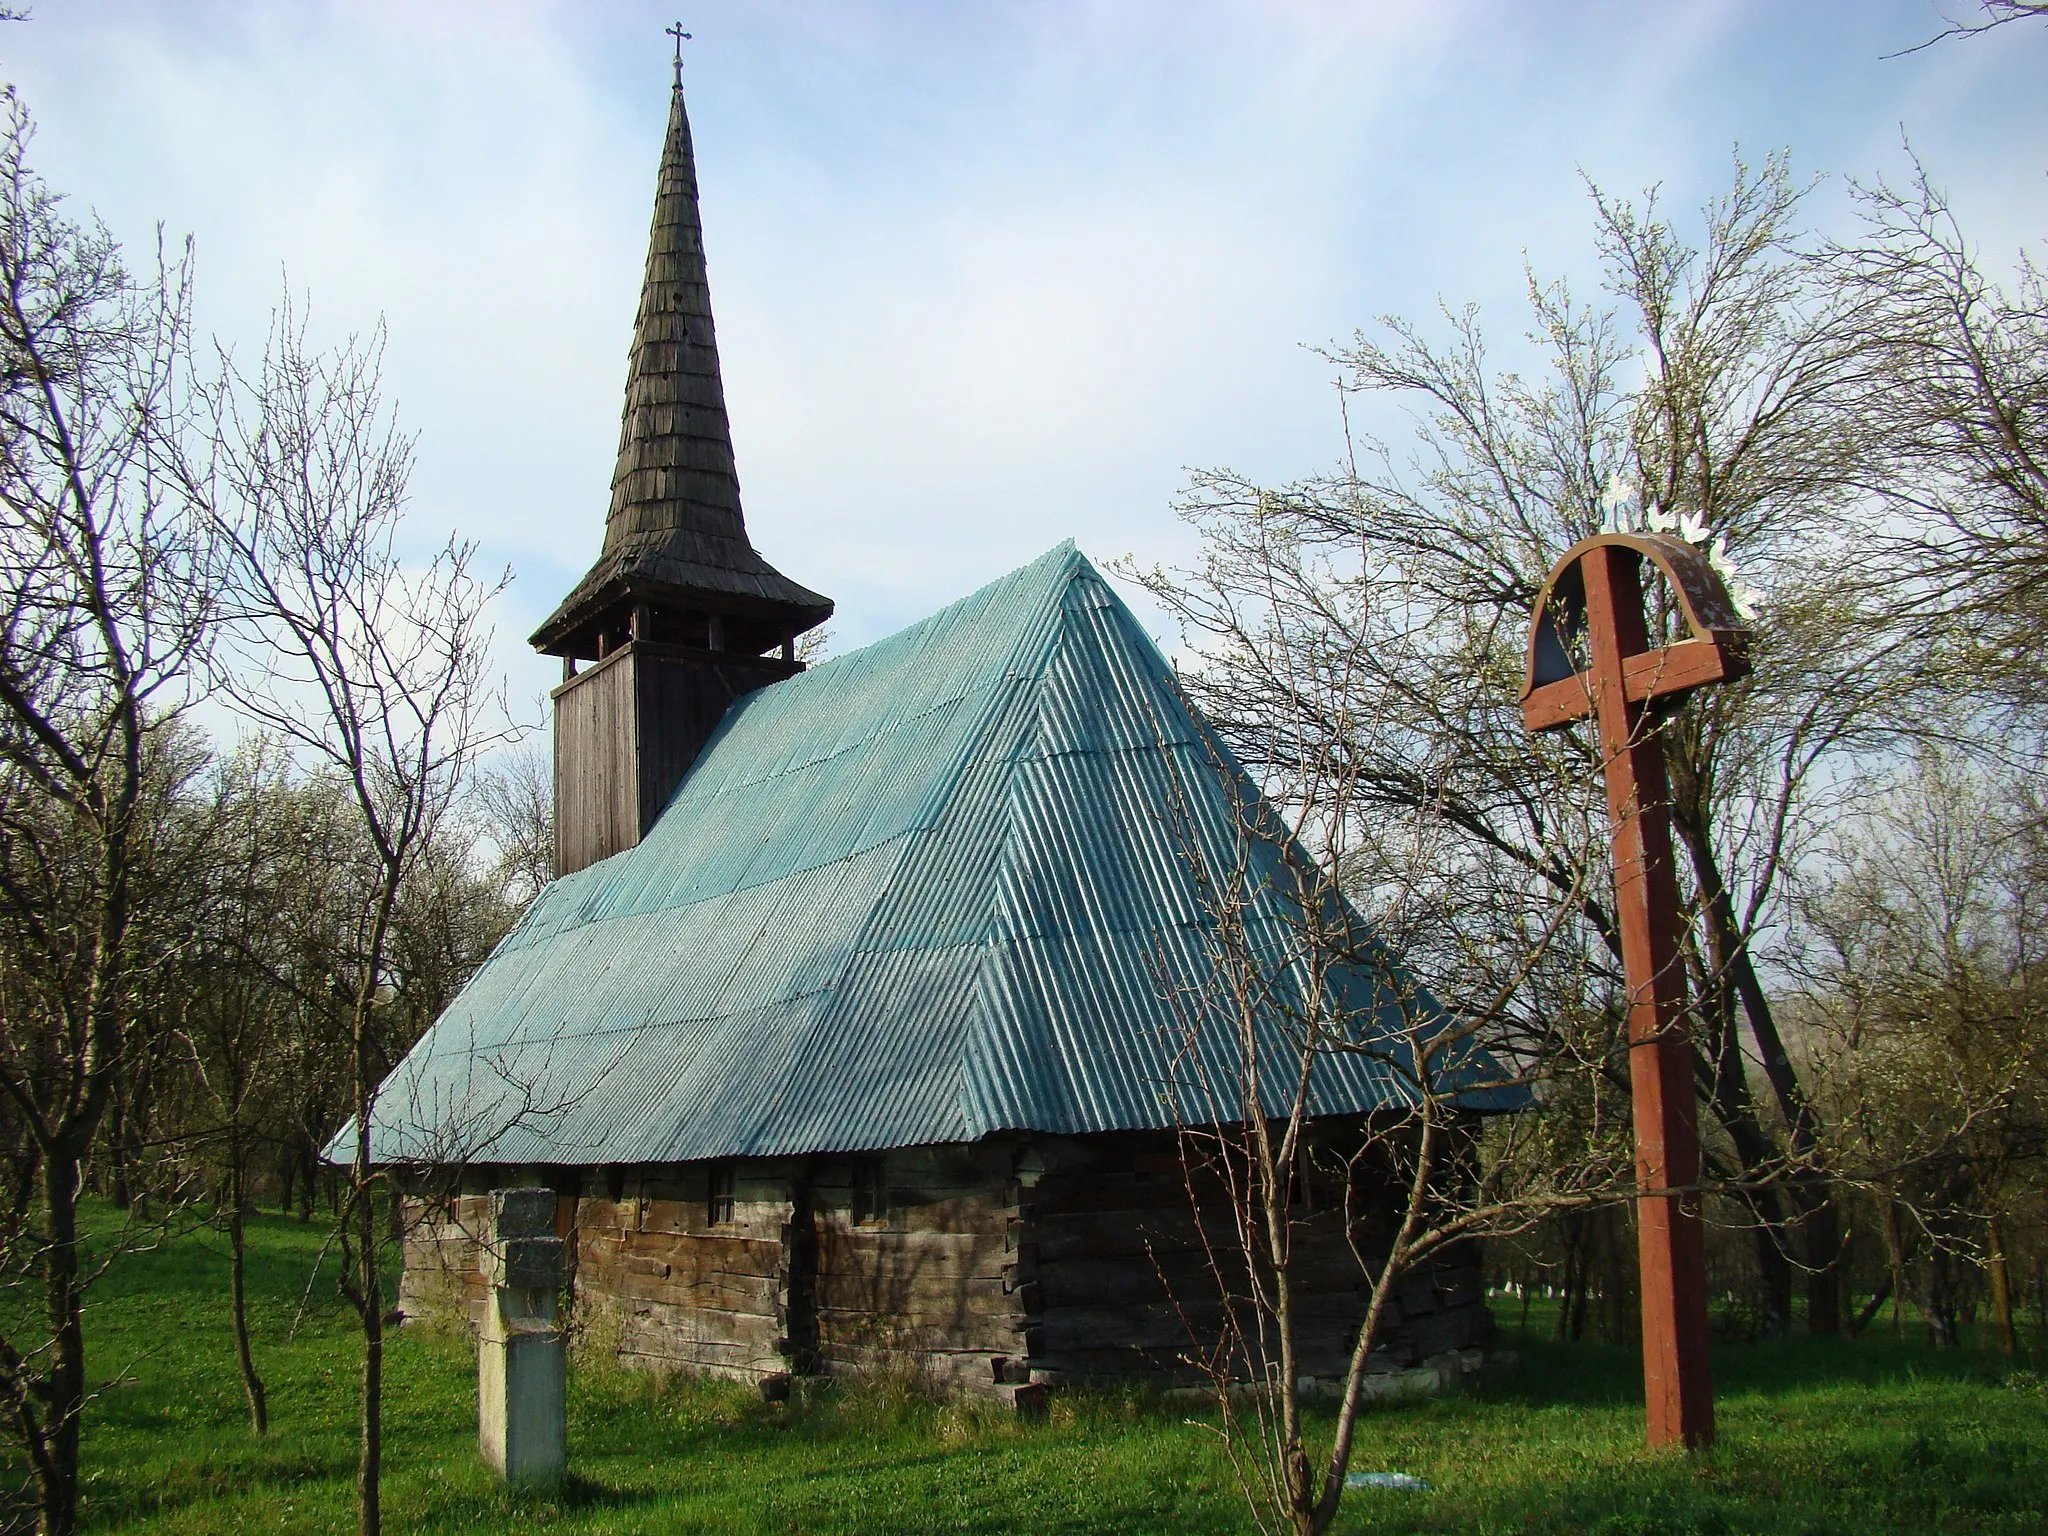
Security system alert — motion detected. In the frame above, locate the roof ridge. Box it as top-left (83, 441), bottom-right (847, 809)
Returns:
top-left (777, 541), bottom-right (1089, 684)
top-left (658, 542), bottom-right (1086, 835)
top-left (649, 550), bottom-right (1092, 1154)
top-left (508, 545), bottom-right (1096, 926)
top-left (952, 552), bottom-right (1197, 1136)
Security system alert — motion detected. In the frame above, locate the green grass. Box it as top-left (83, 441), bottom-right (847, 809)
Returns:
top-left (28, 1208), bottom-right (2048, 1533)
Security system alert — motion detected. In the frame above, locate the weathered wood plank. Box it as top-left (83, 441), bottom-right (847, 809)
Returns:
top-left (400, 1135), bottom-right (1498, 1391)
top-left (814, 1191), bottom-right (1016, 1236)
top-left (816, 1228), bottom-right (1011, 1278)
top-left (1027, 1173), bottom-right (1200, 1218)
top-left (590, 1231), bottom-right (784, 1280)
top-left (815, 1311), bottom-right (1028, 1356)
top-left (813, 1270), bottom-right (1015, 1317)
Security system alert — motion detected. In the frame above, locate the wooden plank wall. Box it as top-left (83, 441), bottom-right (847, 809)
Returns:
top-left (552, 643), bottom-right (802, 877)
top-left (570, 1161), bottom-right (794, 1380)
top-left (807, 1143), bottom-right (1025, 1394)
top-left (395, 1128), bottom-right (1494, 1400)
top-left (631, 649), bottom-right (789, 836)
top-left (398, 1188), bottom-right (494, 1333)
top-left (552, 654), bottom-right (639, 876)
top-left (565, 1151), bottom-right (1029, 1393)
top-left (1017, 1129), bottom-right (1494, 1390)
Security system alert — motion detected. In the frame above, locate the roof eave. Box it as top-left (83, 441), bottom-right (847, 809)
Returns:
top-left (530, 566), bottom-right (835, 655)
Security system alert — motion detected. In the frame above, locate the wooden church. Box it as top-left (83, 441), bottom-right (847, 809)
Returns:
top-left (372, 65), bottom-right (1504, 1405)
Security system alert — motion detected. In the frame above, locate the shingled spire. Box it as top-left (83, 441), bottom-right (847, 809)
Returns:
top-left (531, 65), bottom-right (832, 662)
top-left (539, 59), bottom-right (834, 877)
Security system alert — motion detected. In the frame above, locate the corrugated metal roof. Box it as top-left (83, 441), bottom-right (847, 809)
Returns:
top-left (355, 543), bottom-right (1521, 1166)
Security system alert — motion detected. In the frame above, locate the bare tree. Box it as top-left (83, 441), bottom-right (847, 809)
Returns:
top-left (473, 738), bottom-right (553, 906)
top-left (0, 88), bottom-right (213, 1536)
top-left (1823, 162), bottom-right (2048, 722)
top-left (1146, 626), bottom-right (1635, 1534)
top-left (208, 303), bottom-right (509, 1536)
top-left (1138, 155), bottom-right (1944, 1342)
top-left (1891, 1), bottom-right (2048, 56)
top-left (162, 739), bottom-right (310, 1437)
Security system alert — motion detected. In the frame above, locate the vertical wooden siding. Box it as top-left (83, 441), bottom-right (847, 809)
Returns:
top-left (552, 643), bottom-right (798, 877)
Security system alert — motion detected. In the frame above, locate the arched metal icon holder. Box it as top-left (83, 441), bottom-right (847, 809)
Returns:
top-left (1521, 531), bottom-right (1750, 1452)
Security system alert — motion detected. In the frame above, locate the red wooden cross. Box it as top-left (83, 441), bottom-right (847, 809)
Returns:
top-left (1521, 531), bottom-right (1750, 1452)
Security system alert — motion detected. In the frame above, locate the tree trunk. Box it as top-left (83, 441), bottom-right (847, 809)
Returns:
top-left (1846, 1275), bottom-right (1893, 1339)
top-left (358, 1240), bottom-right (382, 1536)
top-left (1987, 1216), bottom-right (2017, 1358)
top-left (38, 1153), bottom-right (84, 1536)
top-left (1597, 1205), bottom-right (1637, 1345)
top-left (102, 1091), bottom-right (131, 1212)
top-left (1752, 1221), bottom-right (1792, 1337)
top-left (227, 1134), bottom-right (268, 1434)
top-left (351, 908), bottom-right (389, 1536)
top-left (1924, 1246), bottom-right (1961, 1349)
top-left (1801, 1192), bottom-right (1841, 1335)
top-left (1257, 1135), bottom-right (1310, 1535)
top-left (350, 1158), bottom-right (384, 1536)
top-left (1881, 1201), bottom-right (1910, 1340)
top-left (1677, 810), bottom-right (1836, 1340)
top-left (1555, 1213), bottom-right (1584, 1342)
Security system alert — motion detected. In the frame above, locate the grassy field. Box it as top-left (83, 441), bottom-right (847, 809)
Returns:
top-left (27, 1206), bottom-right (2048, 1534)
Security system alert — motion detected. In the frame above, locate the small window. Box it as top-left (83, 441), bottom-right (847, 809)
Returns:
top-left (851, 1157), bottom-right (888, 1228)
top-left (707, 1162), bottom-right (736, 1227)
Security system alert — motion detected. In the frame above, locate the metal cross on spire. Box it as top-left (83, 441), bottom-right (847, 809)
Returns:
top-left (666, 22), bottom-right (692, 85)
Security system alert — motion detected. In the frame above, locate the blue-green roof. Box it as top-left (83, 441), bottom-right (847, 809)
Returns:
top-left (357, 544), bottom-right (1516, 1165)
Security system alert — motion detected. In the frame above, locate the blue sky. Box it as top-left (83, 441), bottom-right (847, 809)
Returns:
top-left (3, 2), bottom-right (2042, 715)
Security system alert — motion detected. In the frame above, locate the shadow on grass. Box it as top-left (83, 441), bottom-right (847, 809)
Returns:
top-left (1470, 1320), bottom-right (2039, 1412)
top-left (476, 1470), bottom-right (664, 1519)
top-left (83, 1442), bottom-right (359, 1529)
top-left (50, 1206), bottom-right (2048, 1536)
top-left (1305, 1325), bottom-right (2048, 1536)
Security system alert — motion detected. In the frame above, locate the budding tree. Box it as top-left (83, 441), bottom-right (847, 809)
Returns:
top-left (1142, 601), bottom-right (1633, 1534)
top-left (1143, 155), bottom-right (1953, 1349)
top-left (208, 304), bottom-right (509, 1536)
top-left (0, 88), bottom-right (214, 1536)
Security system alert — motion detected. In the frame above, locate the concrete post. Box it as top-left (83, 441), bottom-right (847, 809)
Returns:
top-left (479, 1188), bottom-right (566, 1484)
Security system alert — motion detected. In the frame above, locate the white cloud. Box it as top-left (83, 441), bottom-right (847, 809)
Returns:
top-left (5, 0), bottom-right (2041, 690)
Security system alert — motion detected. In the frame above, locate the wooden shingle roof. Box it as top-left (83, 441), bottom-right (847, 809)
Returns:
top-left (532, 77), bottom-right (831, 655)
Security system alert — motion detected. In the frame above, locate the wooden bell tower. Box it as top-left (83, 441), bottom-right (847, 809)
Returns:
top-left (530, 58), bottom-right (831, 877)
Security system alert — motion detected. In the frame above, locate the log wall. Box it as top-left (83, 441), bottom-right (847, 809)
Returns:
top-left (572, 1160), bottom-right (795, 1380)
top-left (397, 1127), bottom-right (1495, 1400)
top-left (1014, 1130), bottom-right (1494, 1390)
top-left (808, 1142), bottom-right (1022, 1392)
